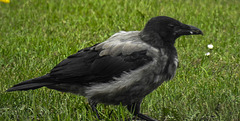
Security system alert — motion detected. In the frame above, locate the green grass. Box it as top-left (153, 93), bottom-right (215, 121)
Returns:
top-left (0, 0), bottom-right (239, 120)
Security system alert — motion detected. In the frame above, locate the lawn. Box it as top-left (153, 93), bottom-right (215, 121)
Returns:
top-left (0, 0), bottom-right (239, 120)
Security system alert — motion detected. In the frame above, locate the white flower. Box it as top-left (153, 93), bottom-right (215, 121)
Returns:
top-left (205, 52), bottom-right (210, 56)
top-left (208, 44), bottom-right (213, 49)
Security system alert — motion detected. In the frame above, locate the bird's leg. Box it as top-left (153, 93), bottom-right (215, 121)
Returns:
top-left (88, 99), bottom-right (101, 120)
top-left (127, 101), bottom-right (158, 121)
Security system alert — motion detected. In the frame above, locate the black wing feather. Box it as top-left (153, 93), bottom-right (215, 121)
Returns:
top-left (50, 46), bottom-right (152, 85)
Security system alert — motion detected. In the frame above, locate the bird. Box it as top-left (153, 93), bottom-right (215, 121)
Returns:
top-left (6, 16), bottom-right (203, 121)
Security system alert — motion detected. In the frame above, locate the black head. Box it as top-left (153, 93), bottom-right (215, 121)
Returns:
top-left (142, 16), bottom-right (203, 44)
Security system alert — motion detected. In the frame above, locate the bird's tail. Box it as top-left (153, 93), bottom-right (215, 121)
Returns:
top-left (6, 74), bottom-right (53, 92)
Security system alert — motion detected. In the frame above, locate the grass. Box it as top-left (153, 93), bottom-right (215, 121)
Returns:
top-left (0, 0), bottom-right (239, 120)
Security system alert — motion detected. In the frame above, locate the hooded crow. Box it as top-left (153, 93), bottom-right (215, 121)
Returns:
top-left (7, 16), bottom-right (203, 121)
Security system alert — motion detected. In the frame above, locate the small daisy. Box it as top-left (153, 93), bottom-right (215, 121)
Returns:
top-left (205, 52), bottom-right (210, 56)
top-left (208, 44), bottom-right (213, 49)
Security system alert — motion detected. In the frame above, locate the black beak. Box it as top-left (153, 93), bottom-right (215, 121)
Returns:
top-left (175, 24), bottom-right (203, 36)
top-left (188, 25), bottom-right (203, 35)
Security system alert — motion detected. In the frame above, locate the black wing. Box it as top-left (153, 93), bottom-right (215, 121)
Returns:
top-left (49, 46), bottom-right (152, 86)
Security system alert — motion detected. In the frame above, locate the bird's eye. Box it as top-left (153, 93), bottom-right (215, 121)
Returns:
top-left (168, 24), bottom-right (175, 28)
